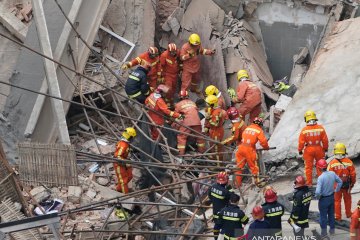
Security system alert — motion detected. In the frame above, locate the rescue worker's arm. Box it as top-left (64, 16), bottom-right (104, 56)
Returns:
top-left (236, 82), bottom-right (247, 102)
top-left (350, 211), bottom-right (359, 240)
top-left (349, 163), bottom-right (356, 186)
top-left (140, 73), bottom-right (150, 96)
top-left (222, 126), bottom-right (238, 145)
top-left (321, 127), bottom-right (329, 151)
top-left (239, 211), bottom-right (249, 225)
top-left (156, 59), bottom-right (163, 84)
top-left (180, 45), bottom-right (192, 61)
top-left (199, 46), bottom-right (215, 55)
top-left (208, 112), bottom-right (222, 127)
top-left (258, 130), bottom-right (269, 150)
top-left (160, 52), bottom-right (167, 69)
top-left (290, 194), bottom-right (301, 223)
top-left (334, 174), bottom-right (343, 192)
top-left (127, 53), bottom-right (145, 68)
top-left (213, 210), bottom-right (224, 234)
top-left (298, 129), bottom-right (305, 153)
top-left (157, 98), bottom-right (180, 118)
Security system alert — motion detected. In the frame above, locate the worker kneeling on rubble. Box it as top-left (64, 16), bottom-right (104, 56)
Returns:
top-left (235, 117), bottom-right (269, 187)
top-left (232, 69), bottom-right (261, 123)
top-left (327, 142), bottom-right (356, 221)
top-left (288, 175), bottom-right (311, 237)
top-left (125, 60), bottom-right (151, 103)
top-left (173, 90), bottom-right (205, 155)
top-left (298, 110), bottom-right (329, 186)
top-left (262, 187), bottom-right (285, 237)
top-left (214, 194), bottom-right (249, 240)
top-left (113, 127), bottom-right (137, 194)
top-left (208, 172), bottom-right (234, 239)
top-left (205, 85), bottom-right (226, 110)
top-left (350, 200), bottom-right (360, 240)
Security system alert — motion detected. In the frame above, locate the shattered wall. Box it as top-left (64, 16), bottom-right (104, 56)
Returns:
top-left (264, 17), bottom-right (360, 162)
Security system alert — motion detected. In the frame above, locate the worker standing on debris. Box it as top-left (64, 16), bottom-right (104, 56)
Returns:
top-left (222, 107), bottom-right (246, 146)
top-left (288, 175), bottom-right (311, 237)
top-left (180, 33), bottom-right (215, 93)
top-left (125, 60), bottom-right (151, 104)
top-left (173, 90), bottom-right (205, 155)
top-left (350, 200), bottom-right (360, 240)
top-left (209, 172), bottom-right (234, 239)
top-left (327, 142), bottom-right (356, 221)
top-left (145, 84), bottom-right (183, 140)
top-left (113, 127), bottom-right (137, 194)
top-left (232, 69), bottom-right (262, 123)
top-left (205, 85), bottom-right (226, 110)
top-left (315, 159), bottom-right (342, 237)
top-left (298, 110), bottom-right (329, 186)
top-left (122, 46), bottom-right (161, 91)
top-left (247, 206), bottom-right (271, 239)
top-left (214, 194), bottom-right (249, 240)
top-left (262, 188), bottom-right (285, 237)
top-left (235, 117), bottom-right (269, 187)
top-left (160, 43), bottom-right (181, 107)
top-left (204, 95), bottom-right (228, 162)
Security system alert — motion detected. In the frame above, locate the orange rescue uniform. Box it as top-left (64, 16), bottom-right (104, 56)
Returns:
top-left (128, 52), bottom-right (161, 90)
top-left (350, 207), bottom-right (360, 240)
top-left (235, 123), bottom-right (269, 187)
top-left (222, 119), bottom-right (247, 146)
top-left (328, 157), bottom-right (356, 220)
top-left (174, 99), bottom-right (205, 155)
top-left (205, 107), bottom-right (228, 162)
top-left (114, 140), bottom-right (132, 194)
top-left (145, 92), bottom-right (180, 140)
top-left (160, 49), bottom-right (181, 105)
top-left (298, 124), bottom-right (328, 186)
top-left (236, 81), bottom-right (262, 123)
top-left (180, 42), bottom-right (212, 92)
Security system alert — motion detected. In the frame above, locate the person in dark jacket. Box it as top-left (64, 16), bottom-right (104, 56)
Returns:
top-left (262, 187), bottom-right (285, 237)
top-left (125, 60), bottom-right (151, 103)
top-left (289, 175), bottom-right (312, 237)
top-left (214, 194), bottom-right (249, 239)
top-left (208, 172), bottom-right (234, 238)
top-left (247, 205), bottom-right (271, 240)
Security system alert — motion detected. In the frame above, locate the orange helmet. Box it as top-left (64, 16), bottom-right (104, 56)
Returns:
top-left (168, 43), bottom-right (177, 52)
top-left (155, 84), bottom-right (169, 94)
top-left (179, 90), bottom-right (189, 99)
top-left (294, 175), bottom-right (306, 188)
top-left (252, 206), bottom-right (265, 220)
top-left (216, 171), bottom-right (229, 184)
top-left (264, 189), bottom-right (277, 203)
top-left (316, 159), bottom-right (327, 169)
top-left (148, 47), bottom-right (159, 57)
top-left (227, 107), bottom-right (240, 120)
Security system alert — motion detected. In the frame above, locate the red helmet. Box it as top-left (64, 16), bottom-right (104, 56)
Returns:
top-left (253, 117), bottom-right (264, 125)
top-left (252, 206), bottom-right (265, 220)
top-left (264, 189), bottom-right (277, 203)
top-left (216, 171), bottom-right (229, 184)
top-left (155, 84), bottom-right (169, 94)
top-left (148, 47), bottom-right (159, 56)
top-left (227, 107), bottom-right (240, 120)
top-left (294, 175), bottom-right (306, 188)
top-left (168, 43), bottom-right (177, 52)
top-left (179, 90), bottom-right (189, 98)
top-left (316, 159), bottom-right (328, 169)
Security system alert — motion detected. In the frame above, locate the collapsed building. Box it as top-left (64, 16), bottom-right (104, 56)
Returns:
top-left (0, 0), bottom-right (359, 239)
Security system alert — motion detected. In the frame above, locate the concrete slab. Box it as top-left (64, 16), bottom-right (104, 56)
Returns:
top-left (0, 2), bottom-right (28, 42)
top-left (264, 18), bottom-right (360, 162)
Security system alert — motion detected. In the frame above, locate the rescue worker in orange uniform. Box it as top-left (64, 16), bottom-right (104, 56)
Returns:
top-left (160, 43), bottom-right (181, 107)
top-left (327, 142), bottom-right (356, 221)
top-left (180, 33), bottom-right (215, 93)
top-left (232, 69), bottom-right (262, 123)
top-left (298, 110), bottom-right (329, 186)
top-left (350, 200), bottom-right (360, 240)
top-left (122, 47), bottom-right (161, 90)
top-left (145, 84), bottom-right (182, 140)
top-left (204, 95), bottom-right (228, 162)
top-left (222, 107), bottom-right (246, 146)
top-left (235, 117), bottom-right (269, 187)
top-left (173, 90), bottom-right (205, 155)
top-left (205, 85), bottom-right (226, 110)
top-left (114, 127), bottom-right (137, 194)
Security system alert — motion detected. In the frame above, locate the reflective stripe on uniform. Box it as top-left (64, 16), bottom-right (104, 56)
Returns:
top-left (350, 233), bottom-right (357, 237)
top-left (297, 219), bottom-right (309, 224)
top-left (129, 75), bottom-right (140, 81)
top-left (329, 162), bottom-right (353, 168)
top-left (302, 129), bottom-right (324, 134)
top-left (213, 214), bottom-right (219, 219)
top-left (147, 98), bottom-right (156, 107)
top-left (197, 143), bottom-right (205, 147)
top-left (241, 215), bottom-right (248, 222)
top-left (246, 127), bottom-right (260, 133)
top-left (151, 60), bottom-right (159, 66)
top-left (170, 111), bottom-right (175, 117)
top-left (291, 215), bottom-right (299, 219)
top-left (180, 103), bottom-right (196, 109)
top-left (211, 192), bottom-right (225, 199)
top-left (177, 145), bottom-right (186, 149)
top-left (224, 234), bottom-right (240, 240)
top-left (166, 58), bottom-right (173, 64)
top-left (302, 196), bottom-right (312, 203)
top-left (135, 57), bottom-right (141, 63)
top-left (128, 91), bottom-right (142, 98)
top-left (223, 216), bottom-right (240, 221)
top-left (266, 211), bottom-right (283, 217)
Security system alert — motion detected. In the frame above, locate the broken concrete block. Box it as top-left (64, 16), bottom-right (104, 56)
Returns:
top-left (293, 47), bottom-right (309, 64)
top-left (68, 186), bottom-right (82, 204)
top-left (168, 17), bottom-right (180, 36)
top-left (212, 0), bottom-right (242, 15)
top-left (289, 64), bottom-right (308, 86)
top-left (85, 189), bottom-right (97, 199)
top-left (0, 2), bottom-right (28, 42)
top-left (274, 94), bottom-right (292, 111)
top-left (97, 177), bottom-right (109, 186)
top-left (30, 186), bottom-right (50, 203)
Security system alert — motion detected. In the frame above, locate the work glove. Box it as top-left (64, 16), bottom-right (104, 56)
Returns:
top-left (157, 78), bottom-right (165, 84)
top-left (298, 151), bottom-right (303, 156)
top-left (121, 62), bottom-right (131, 70)
top-left (209, 49), bottom-right (216, 55)
top-left (203, 127), bottom-right (209, 133)
top-left (227, 88), bottom-right (236, 99)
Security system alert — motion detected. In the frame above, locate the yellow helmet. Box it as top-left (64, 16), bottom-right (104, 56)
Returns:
top-left (205, 85), bottom-right (219, 96)
top-left (122, 127), bottom-right (137, 140)
top-left (304, 110), bottom-right (317, 123)
top-left (237, 69), bottom-right (249, 81)
top-left (334, 142), bottom-right (346, 155)
top-left (205, 95), bottom-right (218, 106)
top-left (189, 33), bottom-right (201, 45)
